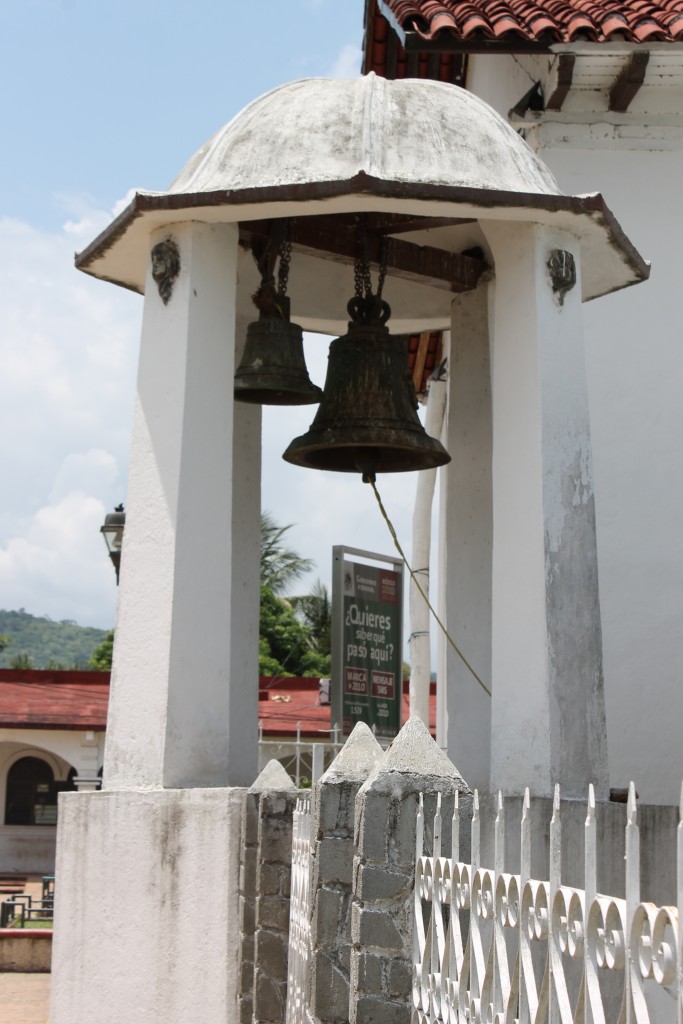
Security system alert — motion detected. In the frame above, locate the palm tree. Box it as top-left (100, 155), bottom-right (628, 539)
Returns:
top-left (260, 511), bottom-right (314, 595)
top-left (291, 580), bottom-right (331, 657)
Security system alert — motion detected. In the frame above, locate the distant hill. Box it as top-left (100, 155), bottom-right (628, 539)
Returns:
top-left (0, 609), bottom-right (109, 670)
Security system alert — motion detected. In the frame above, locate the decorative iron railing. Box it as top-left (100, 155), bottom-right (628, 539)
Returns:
top-left (286, 792), bottom-right (313, 1024)
top-left (413, 783), bottom-right (681, 1024)
top-left (258, 723), bottom-right (343, 787)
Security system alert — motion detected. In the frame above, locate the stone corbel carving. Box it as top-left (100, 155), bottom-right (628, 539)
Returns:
top-left (151, 238), bottom-right (180, 305)
top-left (547, 249), bottom-right (576, 306)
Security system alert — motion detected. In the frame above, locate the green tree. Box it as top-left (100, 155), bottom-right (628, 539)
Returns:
top-left (260, 511), bottom-right (313, 595)
top-left (258, 586), bottom-right (330, 677)
top-left (0, 636), bottom-right (9, 654)
top-left (49, 517), bottom-right (328, 679)
top-left (9, 653), bottom-right (33, 670)
top-left (0, 609), bottom-right (107, 669)
top-left (90, 630), bottom-right (115, 671)
top-left (291, 580), bottom-right (331, 658)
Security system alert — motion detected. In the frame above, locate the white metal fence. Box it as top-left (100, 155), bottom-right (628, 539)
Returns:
top-left (286, 792), bottom-right (313, 1024)
top-left (258, 723), bottom-right (342, 787)
top-left (413, 783), bottom-right (681, 1024)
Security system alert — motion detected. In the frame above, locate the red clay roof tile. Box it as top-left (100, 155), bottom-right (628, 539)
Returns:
top-left (363, 5), bottom-right (467, 81)
top-left (0, 671), bottom-right (437, 739)
top-left (258, 676), bottom-right (436, 738)
top-left (378, 0), bottom-right (683, 43)
top-left (0, 670), bottom-right (109, 730)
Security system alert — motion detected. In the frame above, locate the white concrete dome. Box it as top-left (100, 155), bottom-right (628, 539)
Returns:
top-left (76, 74), bottom-right (647, 307)
top-left (169, 74), bottom-right (561, 199)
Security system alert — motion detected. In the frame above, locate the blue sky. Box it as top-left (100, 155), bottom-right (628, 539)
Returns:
top-left (0, 0), bottom-right (427, 633)
top-left (0, 1), bottom-right (363, 228)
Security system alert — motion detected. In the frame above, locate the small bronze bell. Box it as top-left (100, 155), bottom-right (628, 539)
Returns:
top-left (283, 297), bottom-right (451, 475)
top-left (234, 309), bottom-right (323, 405)
top-left (235, 221), bottom-right (322, 405)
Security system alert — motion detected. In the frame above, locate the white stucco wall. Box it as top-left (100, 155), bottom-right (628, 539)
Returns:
top-left (546, 146), bottom-right (683, 804)
top-left (464, 54), bottom-right (683, 804)
top-left (50, 787), bottom-right (245, 1024)
top-left (0, 732), bottom-right (104, 873)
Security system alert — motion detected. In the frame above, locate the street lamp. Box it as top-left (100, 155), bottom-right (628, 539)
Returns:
top-left (101, 504), bottom-right (126, 585)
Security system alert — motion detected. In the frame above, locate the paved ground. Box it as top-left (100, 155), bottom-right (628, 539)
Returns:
top-left (0, 973), bottom-right (50, 1024)
top-left (0, 876), bottom-right (51, 1023)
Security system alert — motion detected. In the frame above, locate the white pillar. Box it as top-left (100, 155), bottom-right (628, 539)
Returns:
top-left (409, 377), bottom-right (447, 726)
top-left (439, 286), bottom-right (493, 790)
top-left (104, 220), bottom-right (258, 789)
top-left (483, 221), bottom-right (608, 799)
top-left (51, 223), bottom-right (255, 1024)
top-left (73, 731), bottom-right (102, 792)
top-left (228, 315), bottom-right (262, 784)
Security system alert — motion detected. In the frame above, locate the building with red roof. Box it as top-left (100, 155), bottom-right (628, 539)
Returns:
top-left (0, 668), bottom-right (436, 872)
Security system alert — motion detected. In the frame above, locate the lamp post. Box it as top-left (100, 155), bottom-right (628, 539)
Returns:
top-left (101, 504), bottom-right (126, 585)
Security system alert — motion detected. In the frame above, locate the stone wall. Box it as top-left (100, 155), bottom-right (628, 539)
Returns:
top-left (292, 716), bottom-right (472, 1024)
top-left (0, 929), bottom-right (52, 972)
top-left (349, 718), bottom-right (471, 1024)
top-left (238, 760), bottom-right (298, 1024)
top-left (237, 719), bottom-right (472, 1024)
top-left (307, 723), bottom-right (383, 1023)
top-left (239, 721), bottom-right (681, 1024)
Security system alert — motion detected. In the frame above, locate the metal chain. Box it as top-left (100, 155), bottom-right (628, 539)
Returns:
top-left (354, 218), bottom-right (388, 302)
top-left (277, 224), bottom-right (291, 298)
top-left (377, 236), bottom-right (388, 300)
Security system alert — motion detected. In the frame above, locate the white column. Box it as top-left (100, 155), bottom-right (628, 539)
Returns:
top-left (228, 315), bottom-right (261, 785)
top-left (439, 285), bottom-right (492, 790)
top-left (104, 220), bottom-right (255, 789)
top-left (483, 221), bottom-right (608, 799)
top-left (73, 731), bottom-right (102, 792)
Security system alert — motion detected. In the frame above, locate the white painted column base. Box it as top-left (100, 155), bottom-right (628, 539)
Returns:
top-left (50, 787), bottom-right (245, 1024)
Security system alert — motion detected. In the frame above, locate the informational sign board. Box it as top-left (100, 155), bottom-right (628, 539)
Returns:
top-left (331, 546), bottom-right (404, 741)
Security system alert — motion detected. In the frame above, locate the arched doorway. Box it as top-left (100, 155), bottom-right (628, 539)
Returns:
top-left (4, 756), bottom-right (75, 826)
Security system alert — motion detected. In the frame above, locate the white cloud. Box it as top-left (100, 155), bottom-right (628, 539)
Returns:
top-left (0, 491), bottom-right (117, 628)
top-left (49, 449), bottom-right (119, 506)
top-left (328, 43), bottom-right (362, 80)
top-left (0, 200), bottom-right (140, 625)
top-left (59, 188), bottom-right (138, 240)
top-left (0, 214), bottom-right (440, 651)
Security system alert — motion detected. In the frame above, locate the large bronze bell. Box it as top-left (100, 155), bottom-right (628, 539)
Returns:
top-left (234, 310), bottom-right (323, 405)
top-left (283, 298), bottom-right (451, 474)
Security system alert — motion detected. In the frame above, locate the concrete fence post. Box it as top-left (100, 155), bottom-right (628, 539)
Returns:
top-left (350, 717), bottom-right (472, 1024)
top-left (307, 722), bottom-right (384, 1023)
top-left (238, 760), bottom-right (297, 1024)
top-left (253, 762), bottom-right (299, 1024)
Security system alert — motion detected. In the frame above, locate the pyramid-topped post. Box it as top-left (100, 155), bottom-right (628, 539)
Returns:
top-left (350, 717), bottom-right (471, 1024)
top-left (237, 761), bottom-right (298, 1024)
top-left (239, 761), bottom-right (298, 1024)
top-left (308, 723), bottom-right (384, 1024)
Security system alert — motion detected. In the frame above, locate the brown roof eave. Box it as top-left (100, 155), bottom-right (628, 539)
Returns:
top-left (74, 174), bottom-right (650, 293)
top-left (401, 30), bottom-right (683, 53)
top-left (0, 720), bottom-right (107, 731)
top-left (402, 29), bottom-right (553, 53)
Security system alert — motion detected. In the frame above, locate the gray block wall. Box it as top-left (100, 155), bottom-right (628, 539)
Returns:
top-left (238, 760), bottom-right (298, 1024)
top-left (307, 723), bottom-right (384, 1023)
top-left (349, 717), bottom-right (472, 1024)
